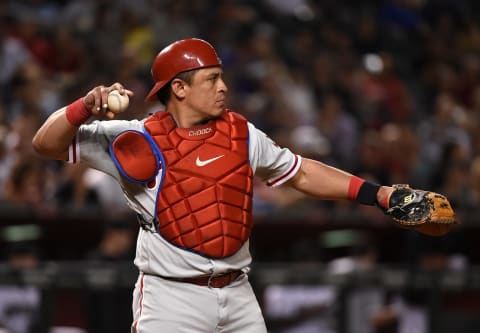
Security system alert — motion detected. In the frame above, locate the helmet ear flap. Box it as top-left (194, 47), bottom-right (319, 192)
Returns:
top-left (145, 38), bottom-right (222, 102)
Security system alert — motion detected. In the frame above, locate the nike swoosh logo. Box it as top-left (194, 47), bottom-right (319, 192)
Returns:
top-left (196, 155), bottom-right (225, 167)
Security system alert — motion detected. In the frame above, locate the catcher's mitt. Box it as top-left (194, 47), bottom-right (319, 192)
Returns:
top-left (384, 184), bottom-right (457, 236)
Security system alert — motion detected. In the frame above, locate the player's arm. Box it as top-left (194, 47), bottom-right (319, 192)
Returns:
top-left (288, 158), bottom-right (457, 236)
top-left (32, 109), bottom-right (79, 160)
top-left (32, 83), bottom-right (133, 160)
top-left (248, 123), bottom-right (391, 208)
top-left (251, 123), bottom-right (456, 235)
top-left (286, 158), bottom-right (393, 208)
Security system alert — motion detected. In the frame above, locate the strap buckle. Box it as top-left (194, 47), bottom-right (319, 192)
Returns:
top-left (136, 214), bottom-right (157, 232)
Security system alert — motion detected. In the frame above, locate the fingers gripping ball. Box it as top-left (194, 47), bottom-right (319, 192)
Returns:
top-left (384, 184), bottom-right (457, 236)
top-left (108, 90), bottom-right (129, 113)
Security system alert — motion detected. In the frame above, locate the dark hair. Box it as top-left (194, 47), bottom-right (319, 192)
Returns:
top-left (156, 69), bottom-right (199, 105)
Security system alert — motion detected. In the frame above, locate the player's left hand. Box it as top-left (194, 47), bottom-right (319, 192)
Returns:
top-left (382, 184), bottom-right (457, 236)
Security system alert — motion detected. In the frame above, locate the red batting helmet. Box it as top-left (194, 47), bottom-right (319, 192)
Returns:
top-left (144, 38), bottom-right (222, 102)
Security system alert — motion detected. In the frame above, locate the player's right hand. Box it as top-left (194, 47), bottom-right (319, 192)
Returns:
top-left (83, 82), bottom-right (134, 119)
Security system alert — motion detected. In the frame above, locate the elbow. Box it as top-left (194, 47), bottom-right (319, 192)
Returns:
top-left (31, 133), bottom-right (49, 157)
top-left (31, 133), bottom-right (65, 160)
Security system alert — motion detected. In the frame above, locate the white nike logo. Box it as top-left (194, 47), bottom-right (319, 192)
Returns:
top-left (195, 155), bottom-right (225, 167)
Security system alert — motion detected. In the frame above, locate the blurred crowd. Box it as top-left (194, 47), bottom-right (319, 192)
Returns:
top-left (1, 1), bottom-right (480, 332)
top-left (1, 1), bottom-right (480, 235)
top-left (2, 0), bottom-right (480, 221)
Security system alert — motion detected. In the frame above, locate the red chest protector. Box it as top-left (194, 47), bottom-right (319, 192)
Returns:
top-left (138, 111), bottom-right (253, 258)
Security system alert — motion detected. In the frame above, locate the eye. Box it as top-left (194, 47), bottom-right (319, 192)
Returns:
top-left (208, 73), bottom-right (221, 82)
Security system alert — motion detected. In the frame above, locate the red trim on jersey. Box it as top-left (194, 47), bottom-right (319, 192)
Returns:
top-left (267, 154), bottom-right (300, 187)
top-left (132, 273), bottom-right (145, 332)
top-left (347, 176), bottom-right (365, 200)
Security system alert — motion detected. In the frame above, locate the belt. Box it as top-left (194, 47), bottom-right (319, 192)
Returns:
top-left (160, 270), bottom-right (243, 288)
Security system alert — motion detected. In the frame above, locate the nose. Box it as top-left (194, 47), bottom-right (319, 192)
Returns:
top-left (218, 77), bottom-right (228, 93)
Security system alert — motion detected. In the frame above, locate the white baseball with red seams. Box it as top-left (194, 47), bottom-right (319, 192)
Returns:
top-left (107, 90), bottom-right (129, 113)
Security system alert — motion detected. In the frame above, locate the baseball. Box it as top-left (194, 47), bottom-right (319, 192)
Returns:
top-left (107, 90), bottom-right (129, 113)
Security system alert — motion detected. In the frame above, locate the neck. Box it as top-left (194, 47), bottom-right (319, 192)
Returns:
top-left (167, 106), bottom-right (213, 128)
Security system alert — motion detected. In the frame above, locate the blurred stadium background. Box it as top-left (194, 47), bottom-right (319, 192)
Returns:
top-left (2, 0), bottom-right (480, 332)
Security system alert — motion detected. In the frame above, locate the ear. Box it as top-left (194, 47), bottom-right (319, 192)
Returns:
top-left (171, 78), bottom-right (186, 99)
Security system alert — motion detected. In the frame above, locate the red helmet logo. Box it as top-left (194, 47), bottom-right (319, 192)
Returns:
top-left (145, 38), bottom-right (222, 102)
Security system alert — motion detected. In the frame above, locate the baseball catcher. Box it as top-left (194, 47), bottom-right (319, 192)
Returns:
top-left (382, 184), bottom-right (457, 236)
top-left (32, 38), bottom-right (459, 332)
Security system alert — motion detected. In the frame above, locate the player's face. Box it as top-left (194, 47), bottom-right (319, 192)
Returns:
top-left (184, 67), bottom-right (228, 121)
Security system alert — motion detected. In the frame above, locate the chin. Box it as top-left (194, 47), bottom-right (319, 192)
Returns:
top-left (212, 107), bottom-right (225, 117)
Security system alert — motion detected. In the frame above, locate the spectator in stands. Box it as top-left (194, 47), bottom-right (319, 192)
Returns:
top-left (4, 158), bottom-right (47, 209)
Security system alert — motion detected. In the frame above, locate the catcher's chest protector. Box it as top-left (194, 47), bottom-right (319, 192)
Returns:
top-left (144, 111), bottom-right (253, 258)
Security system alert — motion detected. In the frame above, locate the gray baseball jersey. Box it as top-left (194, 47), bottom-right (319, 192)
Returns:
top-left (69, 113), bottom-right (301, 332)
top-left (69, 114), bottom-right (301, 278)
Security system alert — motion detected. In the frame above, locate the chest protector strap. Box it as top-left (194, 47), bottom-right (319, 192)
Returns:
top-left (143, 111), bottom-right (254, 258)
